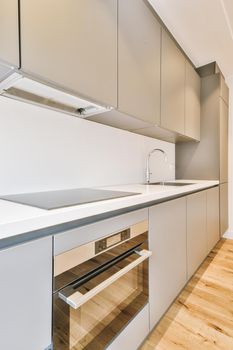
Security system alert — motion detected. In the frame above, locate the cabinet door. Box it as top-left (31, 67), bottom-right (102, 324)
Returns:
top-left (20, 0), bottom-right (117, 107)
top-left (220, 75), bottom-right (229, 105)
top-left (220, 183), bottom-right (228, 236)
top-left (161, 29), bottom-right (185, 134)
top-left (118, 0), bottom-right (161, 125)
top-left (185, 60), bottom-right (201, 140)
top-left (0, 237), bottom-right (52, 350)
top-left (149, 197), bottom-right (187, 329)
top-left (106, 305), bottom-right (149, 350)
top-left (220, 100), bottom-right (228, 183)
top-left (187, 191), bottom-right (207, 279)
top-left (0, 0), bottom-right (19, 66)
top-left (207, 187), bottom-right (220, 252)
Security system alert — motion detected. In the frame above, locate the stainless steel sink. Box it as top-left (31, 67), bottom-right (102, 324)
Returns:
top-left (146, 182), bottom-right (194, 186)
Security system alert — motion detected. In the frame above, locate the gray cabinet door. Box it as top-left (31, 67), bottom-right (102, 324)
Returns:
top-left (161, 29), bottom-right (185, 134)
top-left (176, 74), bottom-right (228, 181)
top-left (187, 191), bottom-right (207, 279)
top-left (0, 0), bottom-right (19, 66)
top-left (220, 183), bottom-right (228, 236)
top-left (149, 197), bottom-right (187, 329)
top-left (0, 237), bottom-right (52, 350)
top-left (185, 60), bottom-right (201, 140)
top-left (207, 187), bottom-right (220, 252)
top-left (118, 0), bottom-right (161, 124)
top-left (106, 305), bottom-right (149, 350)
top-left (20, 0), bottom-right (117, 107)
top-left (220, 100), bottom-right (228, 183)
top-left (220, 75), bottom-right (229, 105)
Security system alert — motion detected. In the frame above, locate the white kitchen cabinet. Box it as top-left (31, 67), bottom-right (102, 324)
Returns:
top-left (20, 0), bottom-right (117, 107)
top-left (149, 197), bottom-right (187, 329)
top-left (187, 191), bottom-right (207, 279)
top-left (207, 187), bottom-right (220, 252)
top-left (0, 237), bottom-right (52, 350)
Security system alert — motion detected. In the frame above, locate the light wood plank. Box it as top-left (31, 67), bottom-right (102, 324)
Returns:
top-left (141, 239), bottom-right (233, 350)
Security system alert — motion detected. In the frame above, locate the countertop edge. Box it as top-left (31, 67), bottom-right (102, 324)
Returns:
top-left (0, 183), bottom-right (219, 250)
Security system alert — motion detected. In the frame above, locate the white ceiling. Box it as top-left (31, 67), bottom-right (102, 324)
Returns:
top-left (148, 0), bottom-right (233, 79)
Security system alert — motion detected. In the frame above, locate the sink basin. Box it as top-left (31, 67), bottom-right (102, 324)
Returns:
top-left (146, 182), bottom-right (194, 186)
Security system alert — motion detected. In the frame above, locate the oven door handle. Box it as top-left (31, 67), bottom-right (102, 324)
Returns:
top-left (58, 249), bottom-right (152, 309)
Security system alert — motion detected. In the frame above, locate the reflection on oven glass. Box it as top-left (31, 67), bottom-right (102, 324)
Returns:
top-left (54, 263), bottom-right (147, 349)
top-left (53, 232), bottom-right (149, 350)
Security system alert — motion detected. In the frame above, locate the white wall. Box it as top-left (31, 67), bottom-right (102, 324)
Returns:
top-left (0, 97), bottom-right (175, 195)
top-left (226, 77), bottom-right (233, 232)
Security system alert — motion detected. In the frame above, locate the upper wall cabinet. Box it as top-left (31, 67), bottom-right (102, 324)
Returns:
top-left (20, 0), bottom-right (117, 107)
top-left (161, 29), bottom-right (185, 135)
top-left (185, 61), bottom-right (201, 140)
top-left (118, 0), bottom-right (161, 125)
top-left (0, 0), bottom-right (19, 67)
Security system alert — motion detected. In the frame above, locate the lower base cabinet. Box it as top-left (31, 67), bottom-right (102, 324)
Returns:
top-left (0, 237), bottom-right (52, 350)
top-left (207, 186), bottom-right (220, 251)
top-left (187, 187), bottom-right (220, 278)
top-left (187, 191), bottom-right (207, 279)
top-left (149, 197), bottom-right (187, 329)
top-left (0, 187), bottom-right (221, 350)
top-left (106, 305), bottom-right (149, 350)
top-left (220, 182), bottom-right (228, 236)
top-left (149, 187), bottom-right (220, 330)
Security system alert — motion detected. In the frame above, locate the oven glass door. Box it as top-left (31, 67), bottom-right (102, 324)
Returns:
top-left (53, 248), bottom-right (150, 350)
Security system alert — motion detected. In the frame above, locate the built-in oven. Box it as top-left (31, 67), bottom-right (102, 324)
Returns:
top-left (53, 220), bottom-right (151, 350)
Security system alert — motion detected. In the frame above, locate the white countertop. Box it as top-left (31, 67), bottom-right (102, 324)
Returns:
top-left (0, 180), bottom-right (219, 242)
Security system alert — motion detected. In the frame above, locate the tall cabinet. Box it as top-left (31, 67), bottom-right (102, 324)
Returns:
top-left (176, 63), bottom-right (229, 236)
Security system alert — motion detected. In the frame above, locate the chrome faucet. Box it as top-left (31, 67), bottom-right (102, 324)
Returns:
top-left (146, 148), bottom-right (168, 184)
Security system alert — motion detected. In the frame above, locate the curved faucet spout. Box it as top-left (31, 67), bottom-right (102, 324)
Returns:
top-left (146, 148), bottom-right (168, 184)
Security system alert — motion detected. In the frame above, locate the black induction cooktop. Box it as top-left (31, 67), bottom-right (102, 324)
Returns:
top-left (0, 188), bottom-right (139, 210)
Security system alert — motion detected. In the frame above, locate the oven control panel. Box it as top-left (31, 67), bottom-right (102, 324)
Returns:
top-left (95, 229), bottom-right (130, 254)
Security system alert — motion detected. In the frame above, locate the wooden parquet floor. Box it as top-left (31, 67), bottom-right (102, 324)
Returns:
top-left (140, 239), bottom-right (233, 350)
